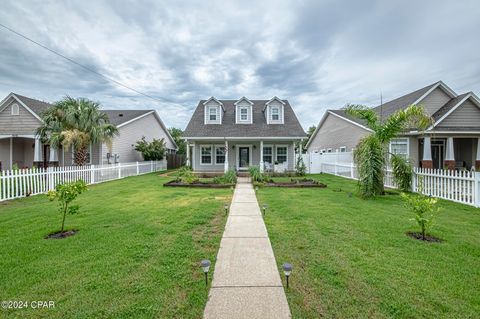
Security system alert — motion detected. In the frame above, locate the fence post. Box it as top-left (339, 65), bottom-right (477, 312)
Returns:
top-left (151, 161), bottom-right (154, 172)
top-left (90, 165), bottom-right (95, 184)
top-left (48, 167), bottom-right (54, 191)
top-left (136, 162), bottom-right (139, 175)
top-left (350, 162), bottom-right (354, 179)
top-left (474, 172), bottom-right (480, 207)
top-left (118, 163), bottom-right (122, 179)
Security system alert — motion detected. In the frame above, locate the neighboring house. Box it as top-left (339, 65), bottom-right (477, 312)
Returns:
top-left (183, 96), bottom-right (306, 173)
top-left (0, 92), bottom-right (176, 170)
top-left (306, 81), bottom-right (480, 170)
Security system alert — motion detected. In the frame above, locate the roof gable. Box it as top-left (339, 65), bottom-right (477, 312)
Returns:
top-left (432, 92), bottom-right (480, 128)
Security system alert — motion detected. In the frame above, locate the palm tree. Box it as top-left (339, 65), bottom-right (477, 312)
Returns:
top-left (345, 104), bottom-right (431, 198)
top-left (37, 96), bottom-right (118, 166)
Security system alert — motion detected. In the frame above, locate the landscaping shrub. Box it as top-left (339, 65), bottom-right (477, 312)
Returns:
top-left (213, 170), bottom-right (237, 184)
top-left (47, 180), bottom-right (88, 233)
top-left (177, 166), bottom-right (198, 184)
top-left (248, 166), bottom-right (265, 182)
top-left (391, 154), bottom-right (413, 192)
top-left (134, 136), bottom-right (167, 160)
top-left (401, 191), bottom-right (440, 241)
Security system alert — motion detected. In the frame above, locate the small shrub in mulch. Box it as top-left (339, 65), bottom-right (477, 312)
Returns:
top-left (263, 178), bottom-right (327, 188)
top-left (45, 229), bottom-right (78, 239)
top-left (406, 231), bottom-right (442, 243)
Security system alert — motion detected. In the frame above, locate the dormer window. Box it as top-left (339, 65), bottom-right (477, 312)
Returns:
top-left (264, 96), bottom-right (285, 124)
top-left (209, 106), bottom-right (218, 121)
top-left (203, 97), bottom-right (224, 124)
top-left (240, 107), bottom-right (248, 121)
top-left (271, 107), bottom-right (279, 121)
top-left (235, 97), bottom-right (253, 124)
top-left (11, 103), bottom-right (19, 116)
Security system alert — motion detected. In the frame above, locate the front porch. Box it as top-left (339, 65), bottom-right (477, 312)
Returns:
top-left (185, 139), bottom-right (301, 173)
top-left (0, 135), bottom-right (59, 170)
top-left (419, 136), bottom-right (480, 170)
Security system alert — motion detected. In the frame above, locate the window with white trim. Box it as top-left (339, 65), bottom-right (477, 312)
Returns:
top-left (263, 146), bottom-right (273, 164)
top-left (276, 146), bottom-right (287, 164)
top-left (390, 138), bottom-right (409, 159)
top-left (240, 107), bottom-right (248, 121)
top-left (11, 103), bottom-right (19, 116)
top-left (339, 146), bottom-right (347, 152)
top-left (201, 145), bottom-right (212, 164)
top-left (215, 146), bottom-right (225, 164)
top-left (208, 107), bottom-right (218, 121)
top-left (271, 107), bottom-right (280, 121)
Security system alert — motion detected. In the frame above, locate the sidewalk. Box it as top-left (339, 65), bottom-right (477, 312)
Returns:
top-left (203, 177), bottom-right (291, 319)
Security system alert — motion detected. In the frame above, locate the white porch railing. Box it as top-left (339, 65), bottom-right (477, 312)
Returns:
top-left (0, 160), bottom-right (166, 202)
top-left (305, 152), bottom-right (480, 207)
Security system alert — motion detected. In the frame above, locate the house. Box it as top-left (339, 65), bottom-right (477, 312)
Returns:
top-left (183, 97), bottom-right (306, 173)
top-left (0, 92), bottom-right (176, 170)
top-left (306, 81), bottom-right (480, 170)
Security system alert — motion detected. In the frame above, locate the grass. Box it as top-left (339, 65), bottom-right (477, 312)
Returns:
top-left (0, 172), bottom-right (231, 318)
top-left (257, 174), bottom-right (480, 318)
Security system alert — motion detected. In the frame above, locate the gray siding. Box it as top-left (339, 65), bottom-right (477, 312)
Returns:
top-left (436, 99), bottom-right (480, 127)
top-left (0, 97), bottom-right (42, 135)
top-left (408, 137), bottom-right (419, 167)
top-left (191, 140), bottom-right (295, 172)
top-left (101, 113), bottom-right (175, 164)
top-left (419, 87), bottom-right (451, 116)
top-left (307, 113), bottom-right (370, 153)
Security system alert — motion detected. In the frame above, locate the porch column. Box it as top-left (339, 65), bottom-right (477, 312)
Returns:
top-left (421, 136), bottom-right (433, 169)
top-left (33, 136), bottom-right (43, 165)
top-left (292, 141), bottom-right (296, 171)
top-left (259, 140), bottom-right (264, 172)
top-left (9, 136), bottom-right (13, 169)
top-left (49, 147), bottom-right (59, 163)
top-left (192, 142), bottom-right (196, 170)
top-left (224, 140), bottom-right (229, 173)
top-left (476, 138), bottom-right (480, 170)
top-left (444, 137), bottom-right (455, 170)
top-left (185, 139), bottom-right (190, 167)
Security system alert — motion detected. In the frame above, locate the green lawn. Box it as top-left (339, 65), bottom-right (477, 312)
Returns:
top-left (257, 174), bottom-right (480, 318)
top-left (0, 173), bottom-right (231, 318)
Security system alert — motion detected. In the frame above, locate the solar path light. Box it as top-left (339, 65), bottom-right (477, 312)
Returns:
top-left (262, 203), bottom-right (268, 215)
top-left (224, 203), bottom-right (229, 215)
top-left (200, 259), bottom-right (211, 286)
top-left (282, 262), bottom-right (293, 288)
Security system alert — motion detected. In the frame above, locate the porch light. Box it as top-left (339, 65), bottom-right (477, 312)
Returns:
top-left (262, 203), bottom-right (268, 215)
top-left (282, 263), bottom-right (293, 288)
top-left (200, 259), bottom-right (211, 286)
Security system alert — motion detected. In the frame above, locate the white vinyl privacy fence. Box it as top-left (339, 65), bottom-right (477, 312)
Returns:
top-left (304, 152), bottom-right (480, 207)
top-left (0, 160), bottom-right (166, 201)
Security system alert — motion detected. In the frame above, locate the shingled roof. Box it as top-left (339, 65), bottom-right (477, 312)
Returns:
top-left (183, 99), bottom-right (306, 138)
top-left (7, 93), bottom-right (152, 126)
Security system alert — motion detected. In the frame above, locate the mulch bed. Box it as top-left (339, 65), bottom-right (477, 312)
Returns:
top-left (263, 178), bottom-right (327, 188)
top-left (406, 231), bottom-right (442, 243)
top-left (163, 180), bottom-right (235, 188)
top-left (45, 229), bottom-right (78, 239)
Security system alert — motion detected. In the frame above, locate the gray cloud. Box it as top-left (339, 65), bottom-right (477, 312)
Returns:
top-left (0, 0), bottom-right (479, 130)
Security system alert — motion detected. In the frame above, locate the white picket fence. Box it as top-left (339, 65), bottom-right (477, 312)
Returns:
top-left (304, 152), bottom-right (480, 207)
top-left (0, 160), bottom-right (166, 202)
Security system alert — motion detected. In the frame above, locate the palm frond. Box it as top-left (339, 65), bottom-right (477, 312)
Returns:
top-left (345, 104), bottom-right (379, 130)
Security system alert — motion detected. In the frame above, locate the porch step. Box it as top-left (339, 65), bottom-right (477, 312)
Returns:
top-left (236, 171), bottom-right (251, 177)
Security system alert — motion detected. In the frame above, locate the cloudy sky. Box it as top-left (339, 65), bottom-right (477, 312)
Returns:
top-left (1, 0), bottom-right (479, 130)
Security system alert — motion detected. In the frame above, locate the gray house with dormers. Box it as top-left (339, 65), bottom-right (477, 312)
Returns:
top-left (306, 81), bottom-right (480, 170)
top-left (183, 97), bottom-right (306, 173)
top-left (0, 92), bottom-right (176, 170)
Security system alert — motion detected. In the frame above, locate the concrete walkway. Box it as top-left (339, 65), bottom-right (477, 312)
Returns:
top-left (203, 177), bottom-right (291, 319)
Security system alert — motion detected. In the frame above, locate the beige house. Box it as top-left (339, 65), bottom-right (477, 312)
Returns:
top-left (306, 81), bottom-right (480, 170)
top-left (0, 93), bottom-right (176, 170)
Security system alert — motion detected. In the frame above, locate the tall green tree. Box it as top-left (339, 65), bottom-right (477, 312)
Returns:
top-left (37, 97), bottom-right (118, 166)
top-left (346, 104), bottom-right (431, 198)
top-left (168, 127), bottom-right (186, 155)
top-left (301, 125), bottom-right (316, 152)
